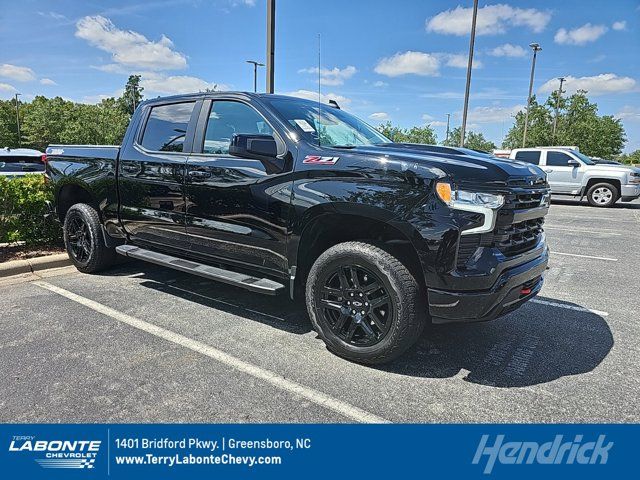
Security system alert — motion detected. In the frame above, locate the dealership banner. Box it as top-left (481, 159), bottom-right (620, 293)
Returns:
top-left (0, 424), bottom-right (633, 479)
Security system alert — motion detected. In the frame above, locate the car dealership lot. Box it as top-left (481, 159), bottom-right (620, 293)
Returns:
top-left (1, 198), bottom-right (639, 423)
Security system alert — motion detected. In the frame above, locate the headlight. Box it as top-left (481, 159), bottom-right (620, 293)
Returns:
top-left (436, 182), bottom-right (504, 235)
top-left (629, 172), bottom-right (640, 184)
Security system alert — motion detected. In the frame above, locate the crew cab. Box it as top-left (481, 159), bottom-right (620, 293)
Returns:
top-left (46, 92), bottom-right (550, 364)
top-left (509, 147), bottom-right (640, 207)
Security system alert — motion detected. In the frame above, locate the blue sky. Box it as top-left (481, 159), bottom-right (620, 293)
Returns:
top-left (1, 0), bottom-right (639, 152)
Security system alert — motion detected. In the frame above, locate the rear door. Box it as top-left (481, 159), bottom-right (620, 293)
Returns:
top-left (542, 150), bottom-right (583, 193)
top-left (184, 98), bottom-right (291, 276)
top-left (118, 100), bottom-right (200, 250)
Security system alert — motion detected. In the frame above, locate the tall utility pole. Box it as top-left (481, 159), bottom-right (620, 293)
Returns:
top-left (460, 0), bottom-right (479, 147)
top-left (246, 60), bottom-right (265, 93)
top-left (14, 93), bottom-right (21, 148)
top-left (445, 113), bottom-right (451, 144)
top-left (266, 0), bottom-right (275, 94)
top-left (522, 42), bottom-right (542, 148)
top-left (552, 76), bottom-right (566, 141)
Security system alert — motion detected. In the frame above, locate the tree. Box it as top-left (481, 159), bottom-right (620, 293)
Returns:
top-left (616, 150), bottom-right (640, 165)
top-left (503, 90), bottom-right (626, 158)
top-left (22, 96), bottom-right (74, 151)
top-left (443, 127), bottom-right (496, 152)
top-left (0, 99), bottom-right (21, 148)
top-left (119, 75), bottom-right (144, 115)
top-left (377, 122), bottom-right (437, 144)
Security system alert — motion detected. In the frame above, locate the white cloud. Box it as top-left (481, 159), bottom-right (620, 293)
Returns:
top-left (467, 104), bottom-right (525, 123)
top-left (554, 23), bottom-right (607, 45)
top-left (0, 64), bottom-right (36, 82)
top-left (368, 112), bottom-right (389, 121)
top-left (539, 73), bottom-right (637, 96)
top-left (37, 11), bottom-right (67, 21)
top-left (428, 121), bottom-right (448, 127)
top-left (141, 73), bottom-right (227, 95)
top-left (372, 80), bottom-right (388, 87)
top-left (489, 43), bottom-right (526, 57)
top-left (298, 65), bottom-right (357, 86)
top-left (615, 105), bottom-right (640, 122)
top-left (374, 51), bottom-right (439, 77)
top-left (75, 15), bottom-right (187, 71)
top-left (285, 89), bottom-right (351, 106)
top-left (231, 0), bottom-right (256, 6)
top-left (0, 82), bottom-right (17, 93)
top-left (612, 21), bottom-right (626, 31)
top-left (443, 53), bottom-right (483, 69)
top-left (426, 4), bottom-right (551, 36)
top-left (39, 78), bottom-right (57, 85)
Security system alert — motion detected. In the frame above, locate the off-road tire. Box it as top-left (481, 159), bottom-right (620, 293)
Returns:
top-left (306, 241), bottom-right (426, 365)
top-left (63, 203), bottom-right (117, 273)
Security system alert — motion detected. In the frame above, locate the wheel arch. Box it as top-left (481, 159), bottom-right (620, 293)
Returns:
top-left (56, 181), bottom-right (100, 223)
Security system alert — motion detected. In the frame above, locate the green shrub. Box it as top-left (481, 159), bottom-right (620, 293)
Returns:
top-left (0, 175), bottom-right (62, 246)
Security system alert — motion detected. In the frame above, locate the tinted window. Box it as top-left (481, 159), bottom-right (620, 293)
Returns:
top-left (141, 102), bottom-right (195, 152)
top-left (515, 150), bottom-right (541, 165)
top-left (203, 101), bottom-right (273, 154)
top-left (546, 151), bottom-right (573, 167)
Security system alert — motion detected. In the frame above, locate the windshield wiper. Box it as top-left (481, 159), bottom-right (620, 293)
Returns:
top-left (332, 145), bottom-right (357, 149)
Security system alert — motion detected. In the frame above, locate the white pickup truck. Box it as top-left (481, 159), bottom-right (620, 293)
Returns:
top-left (509, 147), bottom-right (640, 207)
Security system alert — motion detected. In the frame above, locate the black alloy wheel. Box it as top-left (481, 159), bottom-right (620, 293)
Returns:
top-left (66, 215), bottom-right (92, 263)
top-left (318, 265), bottom-right (394, 347)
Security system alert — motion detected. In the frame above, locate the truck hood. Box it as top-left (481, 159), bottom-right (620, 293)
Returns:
top-left (339, 143), bottom-right (547, 188)
top-left (586, 164), bottom-right (640, 174)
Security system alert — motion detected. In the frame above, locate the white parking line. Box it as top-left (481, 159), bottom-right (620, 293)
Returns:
top-left (543, 226), bottom-right (622, 236)
top-left (33, 280), bottom-right (388, 424)
top-left (552, 251), bottom-right (618, 262)
top-left (530, 298), bottom-right (609, 317)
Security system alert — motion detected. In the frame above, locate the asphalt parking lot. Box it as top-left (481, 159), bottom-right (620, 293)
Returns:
top-left (1, 197), bottom-right (639, 423)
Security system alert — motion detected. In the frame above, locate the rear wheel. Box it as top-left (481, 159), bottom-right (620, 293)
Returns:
top-left (586, 182), bottom-right (618, 207)
top-left (63, 203), bottom-right (116, 273)
top-left (306, 241), bottom-right (425, 365)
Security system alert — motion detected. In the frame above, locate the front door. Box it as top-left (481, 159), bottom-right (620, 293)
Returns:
top-left (542, 151), bottom-right (584, 193)
top-left (119, 101), bottom-right (199, 250)
top-left (184, 99), bottom-right (292, 277)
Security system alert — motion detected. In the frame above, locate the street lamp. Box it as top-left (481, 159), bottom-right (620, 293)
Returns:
top-left (445, 113), bottom-right (451, 144)
top-left (14, 93), bottom-right (21, 148)
top-left (522, 42), bottom-right (542, 148)
top-left (246, 60), bottom-right (265, 93)
top-left (460, 0), bottom-right (479, 148)
top-left (552, 76), bottom-right (566, 141)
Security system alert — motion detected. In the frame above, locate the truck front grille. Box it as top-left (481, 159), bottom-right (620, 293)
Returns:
top-left (456, 189), bottom-right (547, 268)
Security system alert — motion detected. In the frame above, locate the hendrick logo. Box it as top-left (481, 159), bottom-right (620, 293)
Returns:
top-left (9, 436), bottom-right (101, 469)
top-left (472, 434), bottom-right (613, 474)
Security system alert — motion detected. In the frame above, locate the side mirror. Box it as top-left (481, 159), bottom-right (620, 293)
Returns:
top-left (229, 134), bottom-right (278, 161)
top-left (567, 159), bottom-right (580, 167)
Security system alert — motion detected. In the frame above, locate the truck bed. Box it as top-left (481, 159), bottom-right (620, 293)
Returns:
top-left (46, 144), bottom-right (120, 161)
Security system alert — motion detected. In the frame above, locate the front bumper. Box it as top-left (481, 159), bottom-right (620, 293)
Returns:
top-left (620, 184), bottom-right (640, 201)
top-left (428, 246), bottom-right (549, 324)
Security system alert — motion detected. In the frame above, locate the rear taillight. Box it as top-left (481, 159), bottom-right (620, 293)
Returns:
top-left (41, 154), bottom-right (48, 164)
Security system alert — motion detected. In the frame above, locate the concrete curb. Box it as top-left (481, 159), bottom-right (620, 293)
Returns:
top-left (0, 253), bottom-right (71, 278)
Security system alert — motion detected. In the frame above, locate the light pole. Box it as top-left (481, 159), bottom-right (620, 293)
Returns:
top-left (246, 60), bottom-right (265, 93)
top-left (266, 0), bottom-right (275, 93)
top-left (522, 42), bottom-right (542, 148)
top-left (445, 113), bottom-right (451, 144)
top-left (460, 0), bottom-right (479, 147)
top-left (552, 76), bottom-right (565, 141)
top-left (14, 93), bottom-right (21, 148)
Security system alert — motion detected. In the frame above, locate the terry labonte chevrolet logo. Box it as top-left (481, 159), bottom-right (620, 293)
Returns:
top-left (9, 436), bottom-right (100, 469)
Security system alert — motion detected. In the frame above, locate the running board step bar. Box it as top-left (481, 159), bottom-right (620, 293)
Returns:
top-left (116, 245), bottom-right (284, 295)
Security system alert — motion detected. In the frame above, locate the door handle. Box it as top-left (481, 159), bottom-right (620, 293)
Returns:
top-left (121, 163), bottom-right (141, 174)
top-left (543, 168), bottom-right (553, 173)
top-left (188, 170), bottom-right (211, 179)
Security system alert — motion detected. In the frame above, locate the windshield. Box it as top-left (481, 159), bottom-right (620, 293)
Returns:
top-left (572, 150), bottom-right (596, 165)
top-left (265, 97), bottom-right (391, 147)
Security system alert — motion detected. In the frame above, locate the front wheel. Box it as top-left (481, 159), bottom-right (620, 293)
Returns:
top-left (63, 203), bottom-right (117, 273)
top-left (306, 242), bottom-right (426, 365)
top-left (586, 182), bottom-right (619, 207)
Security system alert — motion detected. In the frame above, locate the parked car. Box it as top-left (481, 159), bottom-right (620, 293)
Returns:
top-left (46, 92), bottom-right (550, 364)
top-left (0, 148), bottom-right (46, 177)
top-left (509, 147), bottom-right (640, 207)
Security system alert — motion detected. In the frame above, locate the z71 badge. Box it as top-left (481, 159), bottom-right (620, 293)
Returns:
top-left (302, 155), bottom-right (339, 165)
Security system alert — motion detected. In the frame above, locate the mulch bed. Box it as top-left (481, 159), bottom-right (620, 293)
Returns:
top-left (0, 244), bottom-right (65, 263)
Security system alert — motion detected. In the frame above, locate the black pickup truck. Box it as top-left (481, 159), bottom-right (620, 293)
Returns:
top-left (46, 92), bottom-right (550, 364)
